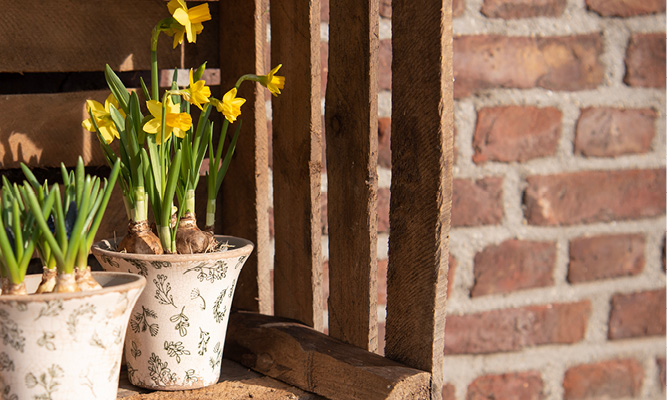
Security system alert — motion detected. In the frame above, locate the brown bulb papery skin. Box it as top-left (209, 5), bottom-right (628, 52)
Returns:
top-left (1, 280), bottom-right (27, 295)
top-left (175, 212), bottom-right (216, 254)
top-left (117, 220), bottom-right (164, 254)
top-left (35, 267), bottom-right (57, 294)
top-left (75, 266), bottom-right (102, 291)
top-left (54, 273), bottom-right (80, 293)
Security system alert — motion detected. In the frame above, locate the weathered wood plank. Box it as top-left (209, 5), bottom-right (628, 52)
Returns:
top-left (0, 1), bottom-right (219, 73)
top-left (271, 0), bottom-right (324, 329)
top-left (324, 0), bottom-right (380, 350)
top-left (385, 0), bottom-right (454, 399)
top-left (217, 0), bottom-right (271, 314)
top-left (226, 312), bottom-right (431, 400)
top-left (0, 91), bottom-right (109, 169)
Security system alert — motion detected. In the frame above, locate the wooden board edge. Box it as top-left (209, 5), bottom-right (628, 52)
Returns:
top-left (225, 311), bottom-right (431, 400)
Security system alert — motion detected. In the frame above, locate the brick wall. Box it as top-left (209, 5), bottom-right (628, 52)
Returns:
top-left (273, 0), bottom-right (666, 398)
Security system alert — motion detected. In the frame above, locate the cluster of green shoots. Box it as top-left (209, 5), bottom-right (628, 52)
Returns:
top-left (0, 158), bottom-right (120, 295)
top-left (82, 0), bottom-right (284, 255)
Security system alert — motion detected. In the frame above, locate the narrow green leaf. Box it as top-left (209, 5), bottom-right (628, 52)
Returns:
top-left (104, 64), bottom-right (130, 113)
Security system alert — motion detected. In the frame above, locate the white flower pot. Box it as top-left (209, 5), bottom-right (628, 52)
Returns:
top-left (0, 272), bottom-right (145, 400)
top-left (92, 235), bottom-right (253, 391)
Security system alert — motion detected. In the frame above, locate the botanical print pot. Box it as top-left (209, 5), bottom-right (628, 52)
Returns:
top-left (0, 272), bottom-right (145, 400)
top-left (91, 235), bottom-right (253, 391)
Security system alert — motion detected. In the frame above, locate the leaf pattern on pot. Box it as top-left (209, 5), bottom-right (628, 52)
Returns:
top-left (66, 303), bottom-right (96, 339)
top-left (164, 341), bottom-right (191, 363)
top-left (130, 341), bottom-right (141, 359)
top-left (0, 309), bottom-right (25, 352)
top-left (212, 292), bottom-right (228, 323)
top-left (35, 300), bottom-right (64, 320)
top-left (197, 328), bottom-right (210, 356)
top-left (0, 352), bottom-right (14, 371)
top-left (25, 364), bottom-right (63, 400)
top-left (130, 306), bottom-right (159, 336)
top-left (183, 369), bottom-right (199, 385)
top-left (100, 254), bottom-right (119, 269)
top-left (183, 260), bottom-right (227, 282)
top-left (169, 307), bottom-right (190, 337)
top-left (37, 332), bottom-right (56, 351)
top-left (154, 274), bottom-right (176, 308)
top-left (1, 383), bottom-right (18, 400)
top-left (228, 279), bottom-right (236, 298)
top-left (234, 255), bottom-right (247, 270)
top-left (127, 259), bottom-right (148, 277)
top-left (126, 362), bottom-right (138, 382)
top-left (89, 332), bottom-right (106, 349)
top-left (79, 369), bottom-right (96, 398)
top-left (209, 342), bottom-right (222, 370)
top-left (147, 353), bottom-right (177, 386)
top-left (151, 261), bottom-right (171, 269)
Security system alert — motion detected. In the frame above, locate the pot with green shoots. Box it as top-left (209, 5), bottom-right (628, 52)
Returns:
top-left (86, 0), bottom-right (284, 391)
top-left (0, 158), bottom-right (146, 400)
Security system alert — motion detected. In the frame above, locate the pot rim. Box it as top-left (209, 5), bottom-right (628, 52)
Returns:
top-left (0, 271), bottom-right (146, 302)
top-left (91, 234), bottom-right (254, 262)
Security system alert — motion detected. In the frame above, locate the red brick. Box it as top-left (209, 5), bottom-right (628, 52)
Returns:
top-left (473, 106), bottom-right (561, 163)
top-left (608, 289), bottom-right (666, 339)
top-left (524, 169), bottom-right (666, 226)
top-left (472, 239), bottom-right (556, 297)
top-left (321, 0), bottom-right (329, 21)
top-left (453, 0), bottom-right (466, 17)
top-left (444, 301), bottom-right (590, 355)
top-left (575, 107), bottom-right (657, 157)
top-left (443, 383), bottom-right (457, 400)
top-left (452, 177), bottom-right (504, 227)
top-left (467, 371), bottom-right (544, 400)
top-left (586, 0), bottom-right (665, 17)
top-left (378, 117), bottom-right (391, 169)
top-left (454, 34), bottom-right (604, 98)
top-left (481, 0), bottom-right (566, 19)
top-left (625, 33), bottom-right (666, 88)
top-left (658, 358), bottom-right (666, 390)
top-left (377, 188), bottom-right (390, 232)
top-left (378, 39), bottom-right (392, 90)
top-left (563, 359), bottom-right (644, 400)
top-left (568, 234), bottom-right (645, 283)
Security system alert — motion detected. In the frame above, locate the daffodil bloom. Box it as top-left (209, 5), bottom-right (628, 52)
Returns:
top-left (259, 64), bottom-right (285, 97)
top-left (82, 94), bottom-right (125, 144)
top-left (213, 88), bottom-right (246, 123)
top-left (184, 69), bottom-right (211, 110)
top-left (144, 97), bottom-right (192, 144)
top-left (166, 0), bottom-right (211, 46)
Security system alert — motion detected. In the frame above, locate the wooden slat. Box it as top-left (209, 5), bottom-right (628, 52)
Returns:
top-left (218, 0), bottom-right (271, 314)
top-left (0, 0), bottom-right (219, 73)
top-left (271, 0), bottom-right (324, 329)
top-left (226, 312), bottom-right (431, 400)
top-left (385, 0), bottom-right (454, 399)
top-left (0, 91), bottom-right (109, 169)
top-left (324, 0), bottom-right (379, 350)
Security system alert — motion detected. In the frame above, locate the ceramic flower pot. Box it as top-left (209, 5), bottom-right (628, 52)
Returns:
top-left (91, 235), bottom-right (253, 391)
top-left (0, 272), bottom-right (145, 400)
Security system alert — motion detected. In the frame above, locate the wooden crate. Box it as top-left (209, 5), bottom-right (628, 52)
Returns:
top-left (0, 0), bottom-right (454, 398)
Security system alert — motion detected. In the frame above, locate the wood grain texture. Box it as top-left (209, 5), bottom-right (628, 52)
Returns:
top-left (226, 311), bottom-right (431, 400)
top-left (271, 0), bottom-right (324, 330)
top-left (0, 91), bottom-right (109, 169)
top-left (0, 0), bottom-right (219, 73)
top-left (324, 0), bottom-right (379, 350)
top-left (385, 1), bottom-right (454, 399)
top-left (218, 0), bottom-right (271, 314)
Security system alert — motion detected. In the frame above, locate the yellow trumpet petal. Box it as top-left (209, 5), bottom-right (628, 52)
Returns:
top-left (259, 64), bottom-right (285, 97)
top-left (218, 88), bottom-right (245, 123)
top-left (188, 4), bottom-right (211, 24)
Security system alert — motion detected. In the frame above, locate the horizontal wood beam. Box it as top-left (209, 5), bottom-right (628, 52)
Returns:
top-left (225, 312), bottom-right (431, 400)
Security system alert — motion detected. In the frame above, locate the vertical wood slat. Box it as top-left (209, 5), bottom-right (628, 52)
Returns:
top-left (271, 0), bottom-right (324, 330)
top-left (385, 0), bottom-right (453, 398)
top-left (325, 0), bottom-right (379, 351)
top-left (218, 0), bottom-right (271, 314)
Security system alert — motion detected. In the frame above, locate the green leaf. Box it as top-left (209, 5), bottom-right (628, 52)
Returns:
top-left (215, 120), bottom-right (242, 193)
top-left (104, 64), bottom-right (130, 113)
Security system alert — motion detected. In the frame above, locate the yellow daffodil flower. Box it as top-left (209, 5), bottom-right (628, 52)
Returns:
top-left (183, 69), bottom-right (211, 110)
top-left (144, 97), bottom-right (192, 144)
top-left (82, 94), bottom-right (125, 144)
top-left (166, 0), bottom-right (211, 46)
top-left (213, 88), bottom-right (246, 123)
top-left (259, 64), bottom-right (285, 97)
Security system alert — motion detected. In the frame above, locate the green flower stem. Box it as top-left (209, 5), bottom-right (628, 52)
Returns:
top-left (158, 225), bottom-right (176, 254)
top-left (205, 198), bottom-right (216, 228)
top-left (151, 25), bottom-right (160, 101)
top-left (234, 74), bottom-right (260, 89)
